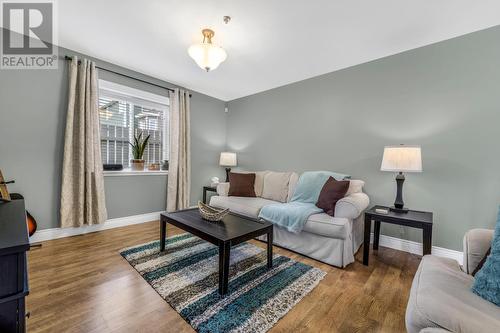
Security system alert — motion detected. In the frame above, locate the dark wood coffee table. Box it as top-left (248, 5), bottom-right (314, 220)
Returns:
top-left (160, 208), bottom-right (274, 296)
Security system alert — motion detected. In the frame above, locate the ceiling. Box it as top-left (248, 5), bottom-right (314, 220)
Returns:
top-left (59, 0), bottom-right (500, 101)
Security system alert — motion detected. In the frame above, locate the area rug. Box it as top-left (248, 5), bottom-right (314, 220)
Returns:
top-left (120, 233), bottom-right (326, 333)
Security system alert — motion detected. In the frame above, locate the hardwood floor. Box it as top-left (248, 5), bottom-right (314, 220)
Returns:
top-left (27, 221), bottom-right (420, 333)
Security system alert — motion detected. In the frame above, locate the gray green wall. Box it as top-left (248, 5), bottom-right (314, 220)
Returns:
top-left (2, 26), bottom-right (500, 250)
top-left (0, 44), bottom-right (226, 230)
top-left (226, 26), bottom-right (500, 251)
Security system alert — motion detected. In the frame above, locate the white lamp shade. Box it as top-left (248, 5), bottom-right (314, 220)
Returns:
top-left (381, 146), bottom-right (422, 172)
top-left (219, 152), bottom-right (237, 167)
top-left (188, 43), bottom-right (227, 72)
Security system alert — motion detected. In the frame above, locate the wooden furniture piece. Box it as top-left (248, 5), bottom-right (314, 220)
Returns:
top-left (363, 205), bottom-right (433, 266)
top-left (160, 208), bottom-right (273, 296)
top-left (0, 197), bottom-right (30, 333)
top-left (0, 169), bottom-right (13, 202)
top-left (202, 185), bottom-right (217, 204)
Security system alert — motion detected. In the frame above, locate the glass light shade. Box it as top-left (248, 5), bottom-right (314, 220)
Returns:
top-left (219, 152), bottom-right (237, 167)
top-left (381, 146), bottom-right (422, 172)
top-left (188, 42), bottom-right (227, 72)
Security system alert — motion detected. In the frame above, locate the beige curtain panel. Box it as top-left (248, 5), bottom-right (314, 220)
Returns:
top-left (167, 88), bottom-right (191, 212)
top-left (60, 57), bottom-right (107, 228)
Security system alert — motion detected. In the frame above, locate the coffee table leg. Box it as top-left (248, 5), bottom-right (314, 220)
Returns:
top-left (219, 241), bottom-right (230, 296)
top-left (160, 216), bottom-right (166, 252)
top-left (267, 228), bottom-right (273, 269)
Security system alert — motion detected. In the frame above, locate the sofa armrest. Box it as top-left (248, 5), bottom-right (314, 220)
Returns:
top-left (335, 192), bottom-right (370, 220)
top-left (462, 228), bottom-right (494, 275)
top-left (216, 182), bottom-right (230, 196)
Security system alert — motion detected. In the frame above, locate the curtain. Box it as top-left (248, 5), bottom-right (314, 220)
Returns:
top-left (60, 57), bottom-right (107, 227)
top-left (167, 88), bottom-right (191, 212)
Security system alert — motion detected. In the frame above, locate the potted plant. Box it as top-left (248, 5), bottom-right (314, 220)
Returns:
top-left (129, 132), bottom-right (150, 171)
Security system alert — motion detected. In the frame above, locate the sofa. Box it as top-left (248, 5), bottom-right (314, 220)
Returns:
top-left (209, 171), bottom-right (370, 267)
top-left (406, 228), bottom-right (500, 333)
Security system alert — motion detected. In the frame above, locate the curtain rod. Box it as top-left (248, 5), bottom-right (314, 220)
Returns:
top-left (64, 55), bottom-right (191, 97)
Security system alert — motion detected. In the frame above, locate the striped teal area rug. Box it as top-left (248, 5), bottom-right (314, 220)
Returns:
top-left (120, 233), bottom-right (326, 333)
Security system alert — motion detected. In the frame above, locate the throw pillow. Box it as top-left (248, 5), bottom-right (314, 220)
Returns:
top-left (228, 172), bottom-right (256, 197)
top-left (236, 171), bottom-right (269, 197)
top-left (315, 176), bottom-right (350, 216)
top-left (471, 206), bottom-right (500, 306)
top-left (261, 171), bottom-right (292, 203)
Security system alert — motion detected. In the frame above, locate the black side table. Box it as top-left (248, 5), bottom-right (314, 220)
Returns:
top-left (203, 186), bottom-right (217, 204)
top-left (363, 205), bottom-right (433, 265)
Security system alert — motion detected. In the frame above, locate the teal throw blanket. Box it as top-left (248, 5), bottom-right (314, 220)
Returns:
top-left (258, 171), bottom-right (351, 233)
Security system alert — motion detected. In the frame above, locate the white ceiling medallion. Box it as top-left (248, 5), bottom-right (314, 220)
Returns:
top-left (188, 28), bottom-right (227, 72)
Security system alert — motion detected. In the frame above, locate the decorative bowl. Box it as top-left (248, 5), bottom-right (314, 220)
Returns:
top-left (198, 201), bottom-right (229, 222)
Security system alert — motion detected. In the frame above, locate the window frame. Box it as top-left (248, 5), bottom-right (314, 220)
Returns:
top-left (98, 79), bottom-right (169, 176)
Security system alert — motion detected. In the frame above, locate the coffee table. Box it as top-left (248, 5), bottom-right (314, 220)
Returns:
top-left (160, 208), bottom-right (274, 296)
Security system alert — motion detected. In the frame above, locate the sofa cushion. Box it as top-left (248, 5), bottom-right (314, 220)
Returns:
top-left (228, 172), bottom-right (256, 197)
top-left (405, 255), bottom-right (500, 333)
top-left (210, 195), bottom-right (351, 239)
top-left (287, 172), bottom-right (300, 202)
top-left (238, 170), bottom-right (269, 197)
top-left (303, 213), bottom-right (350, 239)
top-left (262, 172), bottom-right (292, 203)
top-left (209, 195), bottom-right (278, 218)
top-left (316, 176), bottom-right (350, 216)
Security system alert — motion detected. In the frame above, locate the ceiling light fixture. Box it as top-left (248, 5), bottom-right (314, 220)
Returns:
top-left (188, 28), bottom-right (227, 72)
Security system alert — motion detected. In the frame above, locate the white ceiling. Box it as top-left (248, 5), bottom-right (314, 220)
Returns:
top-left (59, 0), bottom-right (500, 101)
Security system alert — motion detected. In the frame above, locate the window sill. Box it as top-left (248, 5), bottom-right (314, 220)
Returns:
top-left (103, 168), bottom-right (168, 177)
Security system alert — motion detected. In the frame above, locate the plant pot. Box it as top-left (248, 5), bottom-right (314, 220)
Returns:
top-left (130, 159), bottom-right (145, 171)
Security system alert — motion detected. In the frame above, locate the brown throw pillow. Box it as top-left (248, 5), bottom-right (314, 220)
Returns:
top-left (228, 172), bottom-right (256, 197)
top-left (472, 247), bottom-right (491, 276)
top-left (316, 176), bottom-right (350, 216)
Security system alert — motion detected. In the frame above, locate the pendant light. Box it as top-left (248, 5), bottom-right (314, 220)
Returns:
top-left (188, 29), bottom-right (227, 72)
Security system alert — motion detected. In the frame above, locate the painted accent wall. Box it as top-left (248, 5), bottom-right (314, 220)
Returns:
top-left (226, 26), bottom-right (500, 251)
top-left (0, 44), bottom-right (226, 230)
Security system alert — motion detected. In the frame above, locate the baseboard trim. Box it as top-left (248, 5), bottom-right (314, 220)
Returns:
top-left (31, 213), bottom-right (463, 265)
top-left (370, 233), bottom-right (463, 265)
top-left (30, 211), bottom-right (163, 243)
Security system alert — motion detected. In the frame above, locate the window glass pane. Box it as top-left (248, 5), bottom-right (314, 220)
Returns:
top-left (133, 105), bottom-right (164, 165)
top-left (98, 86), bottom-right (168, 169)
top-left (99, 97), bottom-right (131, 167)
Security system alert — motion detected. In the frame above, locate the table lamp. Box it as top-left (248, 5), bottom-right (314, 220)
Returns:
top-left (219, 152), bottom-right (237, 182)
top-left (381, 145), bottom-right (422, 213)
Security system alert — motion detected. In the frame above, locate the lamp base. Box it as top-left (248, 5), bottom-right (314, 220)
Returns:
top-left (390, 206), bottom-right (409, 214)
top-left (225, 168), bottom-right (231, 182)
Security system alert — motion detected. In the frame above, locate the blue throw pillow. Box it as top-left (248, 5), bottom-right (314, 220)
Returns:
top-left (471, 206), bottom-right (500, 306)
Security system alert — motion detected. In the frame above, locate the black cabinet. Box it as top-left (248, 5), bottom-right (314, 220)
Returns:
top-left (0, 197), bottom-right (30, 333)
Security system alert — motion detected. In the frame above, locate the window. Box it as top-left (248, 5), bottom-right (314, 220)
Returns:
top-left (98, 80), bottom-right (169, 169)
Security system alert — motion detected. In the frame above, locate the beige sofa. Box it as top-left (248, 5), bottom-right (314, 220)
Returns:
top-left (209, 171), bottom-right (370, 267)
top-left (406, 228), bottom-right (500, 333)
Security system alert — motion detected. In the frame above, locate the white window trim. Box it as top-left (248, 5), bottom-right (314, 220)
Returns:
top-left (103, 168), bottom-right (168, 177)
top-left (99, 79), bottom-right (170, 106)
